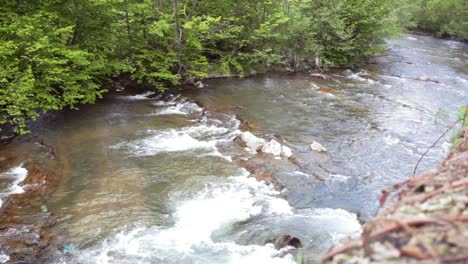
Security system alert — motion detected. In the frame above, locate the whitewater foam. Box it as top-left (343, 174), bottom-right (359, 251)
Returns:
top-left (0, 165), bottom-right (28, 208)
top-left (111, 129), bottom-right (218, 156)
top-left (150, 101), bottom-right (203, 116)
top-left (0, 253), bottom-right (9, 264)
top-left (70, 170), bottom-right (297, 263)
top-left (66, 169), bottom-right (361, 264)
top-left (383, 134), bottom-right (401, 145)
top-left (117, 91), bottom-right (156, 100)
top-left (112, 111), bottom-right (238, 158)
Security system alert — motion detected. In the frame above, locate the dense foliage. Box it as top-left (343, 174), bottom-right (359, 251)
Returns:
top-left (401, 0), bottom-right (468, 40)
top-left (0, 0), bottom-right (408, 132)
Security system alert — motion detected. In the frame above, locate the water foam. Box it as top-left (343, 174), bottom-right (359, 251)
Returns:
top-left (152, 104), bottom-right (187, 116)
top-left (111, 123), bottom-right (235, 158)
top-left (383, 134), bottom-right (401, 145)
top-left (150, 101), bottom-right (203, 116)
top-left (72, 97), bottom-right (362, 263)
top-left (0, 253), bottom-right (9, 264)
top-left (67, 169), bottom-right (361, 264)
top-left (0, 166), bottom-right (28, 208)
top-left (71, 170), bottom-right (296, 264)
top-left (111, 129), bottom-right (218, 156)
top-left (117, 91), bottom-right (156, 100)
top-left (300, 208), bottom-right (361, 241)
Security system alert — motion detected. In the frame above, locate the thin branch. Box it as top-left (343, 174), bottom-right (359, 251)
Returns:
top-left (412, 119), bottom-right (459, 177)
top-left (319, 216), bottom-right (468, 263)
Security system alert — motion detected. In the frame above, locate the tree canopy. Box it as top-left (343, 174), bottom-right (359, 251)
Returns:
top-left (402, 0), bottom-right (467, 40)
top-left (1, 0), bottom-right (464, 133)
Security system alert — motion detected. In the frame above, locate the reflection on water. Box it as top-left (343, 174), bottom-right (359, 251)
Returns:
top-left (0, 35), bottom-right (466, 263)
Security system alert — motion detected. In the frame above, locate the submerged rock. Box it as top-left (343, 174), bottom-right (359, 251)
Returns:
top-left (288, 155), bottom-right (301, 166)
top-left (310, 141), bottom-right (327, 153)
top-left (0, 163), bottom-right (63, 263)
top-left (233, 135), bottom-right (247, 148)
top-left (275, 235), bottom-right (302, 249)
top-left (274, 134), bottom-right (288, 143)
top-left (416, 76), bottom-right (439, 83)
top-left (239, 120), bottom-right (260, 132)
top-left (255, 172), bottom-right (284, 191)
top-left (311, 73), bottom-right (328, 80)
top-left (318, 85), bottom-right (340, 96)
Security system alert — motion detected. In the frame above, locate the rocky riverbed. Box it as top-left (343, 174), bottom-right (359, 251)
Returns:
top-left (0, 34), bottom-right (467, 263)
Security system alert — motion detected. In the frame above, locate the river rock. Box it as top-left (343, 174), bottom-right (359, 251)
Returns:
top-left (239, 120), bottom-right (260, 132)
top-left (240, 132), bottom-right (266, 151)
top-left (262, 139), bottom-right (282, 156)
top-left (255, 172), bottom-right (284, 191)
top-left (274, 134), bottom-right (288, 143)
top-left (237, 158), bottom-right (262, 174)
top-left (288, 155), bottom-right (301, 166)
top-left (234, 135), bottom-right (247, 148)
top-left (274, 235), bottom-right (302, 249)
top-left (281, 145), bottom-right (293, 158)
top-left (311, 73), bottom-right (328, 80)
top-left (194, 81), bottom-right (204, 88)
top-left (310, 141), bottom-right (326, 152)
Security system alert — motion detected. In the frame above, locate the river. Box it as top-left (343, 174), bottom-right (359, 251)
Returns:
top-left (0, 34), bottom-right (467, 263)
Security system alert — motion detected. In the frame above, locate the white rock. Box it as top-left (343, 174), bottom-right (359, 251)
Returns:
top-left (244, 147), bottom-right (258, 155)
top-left (281, 145), bottom-right (293, 158)
top-left (194, 81), bottom-right (204, 88)
top-left (241, 131), bottom-right (266, 151)
top-left (310, 141), bottom-right (327, 152)
top-left (310, 83), bottom-right (320, 90)
top-left (262, 139), bottom-right (282, 156)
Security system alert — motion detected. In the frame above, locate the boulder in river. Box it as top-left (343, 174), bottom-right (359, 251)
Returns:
top-left (234, 135), bottom-right (247, 148)
top-left (274, 235), bottom-right (302, 249)
top-left (261, 139), bottom-right (293, 158)
top-left (240, 132), bottom-right (266, 151)
top-left (237, 133), bottom-right (293, 158)
top-left (194, 81), bottom-right (204, 88)
top-left (262, 139), bottom-right (282, 156)
top-left (281, 145), bottom-right (293, 158)
top-left (310, 141), bottom-right (327, 153)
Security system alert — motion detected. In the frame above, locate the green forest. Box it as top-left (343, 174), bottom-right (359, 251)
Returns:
top-left (1, 0), bottom-right (467, 133)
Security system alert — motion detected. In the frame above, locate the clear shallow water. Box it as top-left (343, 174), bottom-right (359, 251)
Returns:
top-left (0, 35), bottom-right (466, 263)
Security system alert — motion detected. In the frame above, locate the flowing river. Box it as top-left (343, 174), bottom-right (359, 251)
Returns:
top-left (0, 35), bottom-right (467, 263)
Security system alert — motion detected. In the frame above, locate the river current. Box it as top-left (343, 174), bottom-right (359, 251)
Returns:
top-left (0, 35), bottom-right (467, 263)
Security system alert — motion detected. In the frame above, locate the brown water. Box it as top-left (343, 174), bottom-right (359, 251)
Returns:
top-left (0, 34), bottom-right (467, 264)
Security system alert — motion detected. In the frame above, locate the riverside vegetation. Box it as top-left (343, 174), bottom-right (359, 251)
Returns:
top-left (0, 0), bottom-right (467, 133)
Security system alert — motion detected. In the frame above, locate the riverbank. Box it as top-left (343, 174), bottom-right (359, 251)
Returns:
top-left (409, 30), bottom-right (468, 43)
top-left (321, 127), bottom-right (468, 263)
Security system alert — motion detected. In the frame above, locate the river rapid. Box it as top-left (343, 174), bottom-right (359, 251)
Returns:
top-left (0, 35), bottom-right (467, 263)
